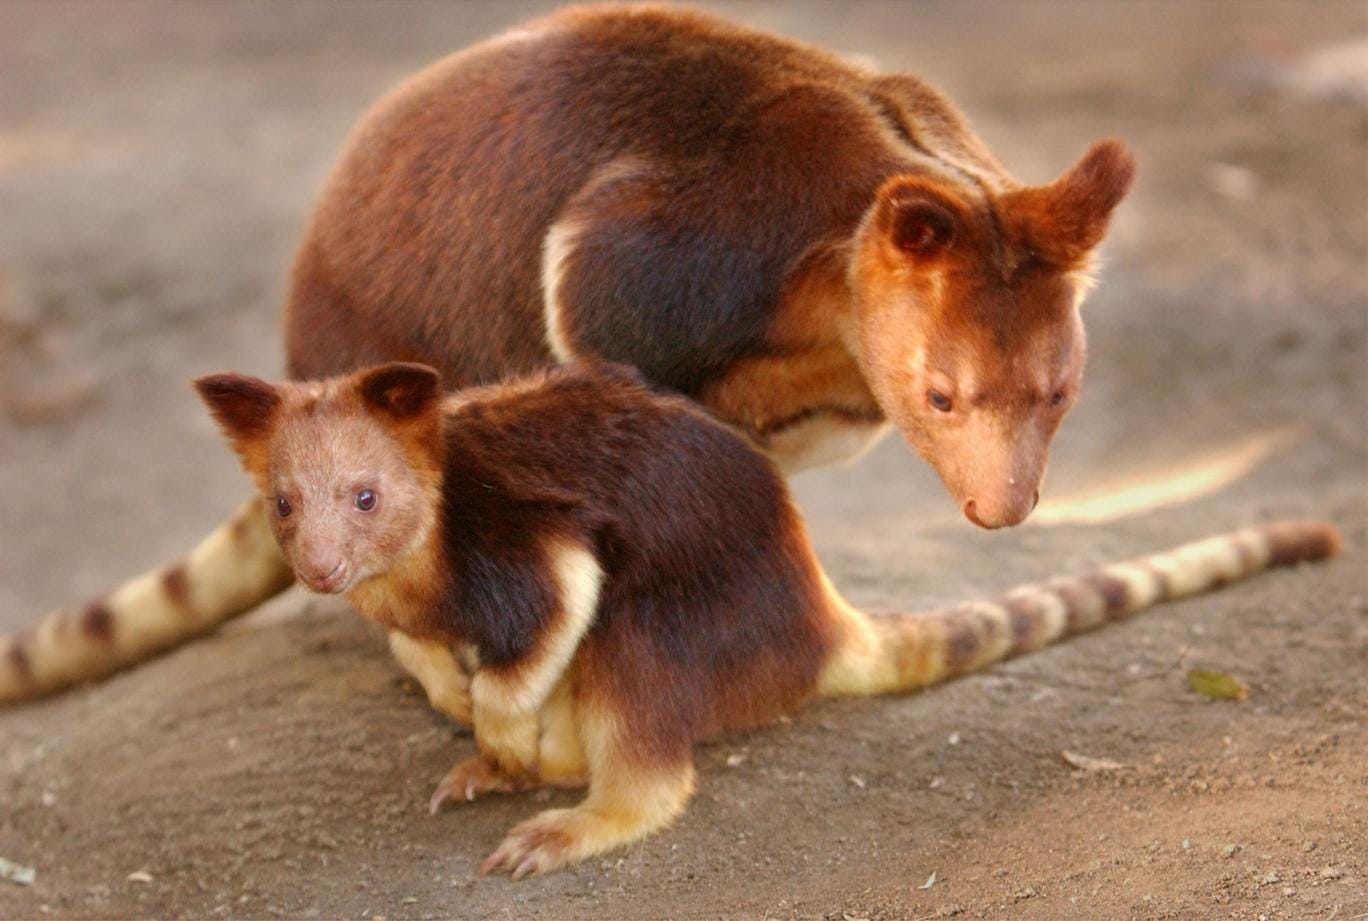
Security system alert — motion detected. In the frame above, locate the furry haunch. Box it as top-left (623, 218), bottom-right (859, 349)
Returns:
top-left (2, 4), bottom-right (1138, 701)
top-left (181, 360), bottom-right (1335, 878)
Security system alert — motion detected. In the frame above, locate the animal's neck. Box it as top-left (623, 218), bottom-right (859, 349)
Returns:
top-left (344, 508), bottom-right (449, 641)
top-left (697, 241), bottom-right (887, 471)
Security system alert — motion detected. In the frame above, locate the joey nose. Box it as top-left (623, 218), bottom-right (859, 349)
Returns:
top-left (302, 557), bottom-right (345, 591)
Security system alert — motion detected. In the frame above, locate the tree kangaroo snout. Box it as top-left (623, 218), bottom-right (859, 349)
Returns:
top-left (851, 143), bottom-right (1134, 527)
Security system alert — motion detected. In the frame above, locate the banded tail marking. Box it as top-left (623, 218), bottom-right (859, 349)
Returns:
top-left (0, 498), bottom-right (294, 705)
top-left (820, 519), bottom-right (1341, 697)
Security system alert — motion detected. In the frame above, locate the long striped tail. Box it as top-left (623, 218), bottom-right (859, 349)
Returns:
top-left (818, 520), bottom-right (1341, 697)
top-left (0, 497), bottom-right (295, 705)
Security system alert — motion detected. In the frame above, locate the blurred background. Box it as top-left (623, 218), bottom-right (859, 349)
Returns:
top-left (1, 3), bottom-right (1364, 919)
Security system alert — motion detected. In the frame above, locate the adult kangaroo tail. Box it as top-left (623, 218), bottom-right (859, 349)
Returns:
top-left (818, 520), bottom-right (1341, 697)
top-left (0, 498), bottom-right (294, 705)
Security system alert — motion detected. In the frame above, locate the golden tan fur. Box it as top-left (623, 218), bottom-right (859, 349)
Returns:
top-left (0, 499), bottom-right (292, 705)
top-left (194, 361), bottom-right (1339, 878)
top-left (1, 4), bottom-right (1137, 705)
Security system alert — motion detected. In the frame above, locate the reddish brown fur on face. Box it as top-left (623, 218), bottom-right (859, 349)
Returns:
top-left (195, 368), bottom-right (445, 595)
top-left (279, 4), bottom-right (1133, 517)
top-left (848, 145), bottom-right (1126, 526)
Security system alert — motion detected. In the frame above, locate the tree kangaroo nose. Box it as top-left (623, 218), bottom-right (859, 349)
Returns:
top-left (963, 491), bottom-right (1038, 529)
top-left (963, 499), bottom-right (989, 529)
top-left (305, 558), bottom-right (343, 583)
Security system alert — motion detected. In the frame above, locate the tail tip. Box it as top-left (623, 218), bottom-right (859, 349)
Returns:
top-left (1264, 519), bottom-right (1343, 565)
top-left (1324, 523), bottom-right (1344, 558)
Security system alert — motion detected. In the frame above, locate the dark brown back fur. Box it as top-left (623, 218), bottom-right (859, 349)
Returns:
top-left (285, 4), bottom-right (993, 392)
top-left (428, 366), bottom-right (835, 761)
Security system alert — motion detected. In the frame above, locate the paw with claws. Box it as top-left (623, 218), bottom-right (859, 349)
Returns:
top-left (479, 808), bottom-right (583, 880)
top-left (429, 756), bottom-right (533, 813)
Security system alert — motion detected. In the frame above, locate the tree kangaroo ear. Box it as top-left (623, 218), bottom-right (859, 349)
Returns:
top-left (357, 362), bottom-right (442, 420)
top-left (1003, 138), bottom-right (1137, 267)
top-left (878, 177), bottom-right (964, 259)
top-left (193, 373), bottom-right (281, 446)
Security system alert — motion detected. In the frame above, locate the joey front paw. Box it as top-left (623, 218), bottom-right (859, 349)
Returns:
top-left (433, 681), bottom-right (473, 726)
top-left (429, 757), bottom-right (531, 813)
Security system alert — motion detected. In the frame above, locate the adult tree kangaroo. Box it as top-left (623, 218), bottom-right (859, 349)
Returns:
top-left (2, 4), bottom-right (1136, 703)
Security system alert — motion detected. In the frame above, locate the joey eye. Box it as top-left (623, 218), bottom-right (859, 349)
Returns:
top-left (928, 389), bottom-right (953, 413)
top-left (1050, 391), bottom-right (1066, 407)
top-left (355, 489), bottom-right (377, 512)
top-left (275, 496), bottom-right (292, 518)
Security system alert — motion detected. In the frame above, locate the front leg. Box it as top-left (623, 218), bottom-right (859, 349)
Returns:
top-left (472, 696), bottom-right (540, 778)
top-left (467, 538), bottom-right (603, 781)
top-left (430, 680), bottom-right (587, 813)
top-left (388, 631), bottom-right (472, 726)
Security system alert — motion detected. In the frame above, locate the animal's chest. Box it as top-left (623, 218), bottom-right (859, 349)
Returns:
top-left (757, 411), bottom-right (889, 474)
top-left (346, 558), bottom-right (448, 641)
top-left (701, 341), bottom-right (888, 474)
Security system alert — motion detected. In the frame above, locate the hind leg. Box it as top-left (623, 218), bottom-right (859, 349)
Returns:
top-left (479, 708), bottom-right (696, 879)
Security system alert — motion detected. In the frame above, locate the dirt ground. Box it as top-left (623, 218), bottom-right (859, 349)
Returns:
top-left (1, 2), bottom-right (1365, 919)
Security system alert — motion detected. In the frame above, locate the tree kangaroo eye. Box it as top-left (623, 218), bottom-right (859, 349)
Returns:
top-left (928, 389), bottom-right (953, 413)
top-left (1050, 391), bottom-right (1066, 407)
top-left (355, 489), bottom-right (377, 512)
top-left (275, 496), bottom-right (293, 518)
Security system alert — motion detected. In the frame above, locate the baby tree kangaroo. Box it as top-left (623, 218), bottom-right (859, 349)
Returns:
top-left (1, 4), bottom-right (1138, 704)
top-left (194, 361), bottom-right (1336, 878)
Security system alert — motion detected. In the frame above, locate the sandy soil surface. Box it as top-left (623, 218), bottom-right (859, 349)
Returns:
top-left (1, 2), bottom-right (1365, 919)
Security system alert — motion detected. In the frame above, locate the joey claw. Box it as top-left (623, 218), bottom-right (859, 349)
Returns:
top-left (478, 849), bottom-right (506, 876)
top-left (428, 777), bottom-right (471, 814)
top-left (480, 809), bottom-right (578, 880)
top-left (430, 756), bottom-right (527, 813)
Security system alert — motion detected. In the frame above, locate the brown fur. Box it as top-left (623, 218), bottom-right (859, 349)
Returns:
top-left (160, 564), bottom-right (192, 612)
top-left (285, 3), bottom-right (1134, 513)
top-left (81, 603), bottom-right (114, 641)
top-left (196, 361), bottom-right (1339, 879)
top-left (1, 3), bottom-right (1141, 706)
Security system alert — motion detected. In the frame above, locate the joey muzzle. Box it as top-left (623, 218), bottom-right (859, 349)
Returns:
top-left (298, 552), bottom-right (349, 593)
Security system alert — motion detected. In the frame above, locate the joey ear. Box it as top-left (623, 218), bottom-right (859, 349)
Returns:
top-left (193, 373), bottom-right (281, 445)
top-left (882, 182), bottom-right (960, 258)
top-left (1004, 138), bottom-right (1137, 265)
top-left (357, 362), bottom-right (442, 419)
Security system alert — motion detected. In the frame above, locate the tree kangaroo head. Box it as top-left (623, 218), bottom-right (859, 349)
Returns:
top-left (850, 139), bottom-right (1136, 528)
